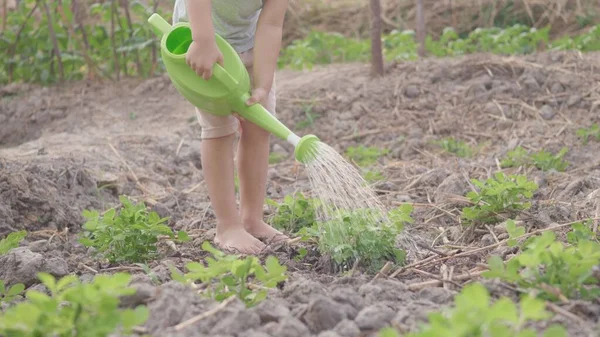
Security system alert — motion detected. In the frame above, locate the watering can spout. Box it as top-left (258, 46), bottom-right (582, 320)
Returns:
top-left (148, 13), bottom-right (171, 38)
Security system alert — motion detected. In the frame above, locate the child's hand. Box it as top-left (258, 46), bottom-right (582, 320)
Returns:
top-left (246, 87), bottom-right (269, 106)
top-left (186, 39), bottom-right (224, 80)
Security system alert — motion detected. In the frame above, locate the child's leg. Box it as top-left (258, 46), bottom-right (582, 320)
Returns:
top-left (236, 78), bottom-right (288, 243)
top-left (197, 109), bottom-right (266, 254)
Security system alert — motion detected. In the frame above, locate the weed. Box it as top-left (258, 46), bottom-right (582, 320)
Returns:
top-left (296, 101), bottom-right (319, 129)
top-left (530, 148), bottom-right (569, 172)
top-left (317, 204), bottom-right (413, 272)
top-left (484, 228), bottom-right (600, 301)
top-left (0, 272), bottom-right (148, 336)
top-left (266, 192), bottom-right (318, 234)
top-left (435, 137), bottom-right (473, 158)
top-left (379, 282), bottom-right (566, 337)
top-left (345, 145), bottom-right (389, 183)
top-left (79, 196), bottom-right (190, 264)
top-left (576, 124), bottom-right (600, 144)
top-left (172, 241), bottom-right (287, 307)
top-left (362, 169), bottom-right (386, 183)
top-left (500, 146), bottom-right (530, 168)
top-left (462, 173), bottom-right (538, 226)
top-left (345, 145), bottom-right (389, 167)
top-left (501, 146), bottom-right (569, 172)
top-left (0, 230), bottom-right (27, 255)
top-left (0, 280), bottom-right (25, 303)
top-left (269, 152), bottom-right (287, 164)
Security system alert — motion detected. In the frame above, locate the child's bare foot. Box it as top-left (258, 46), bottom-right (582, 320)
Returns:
top-left (214, 227), bottom-right (266, 254)
top-left (244, 219), bottom-right (289, 244)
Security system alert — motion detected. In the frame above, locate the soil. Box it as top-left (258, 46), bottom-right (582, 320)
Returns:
top-left (1, 50), bottom-right (600, 336)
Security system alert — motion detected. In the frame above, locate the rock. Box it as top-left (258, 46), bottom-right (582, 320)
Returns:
top-left (566, 95), bottom-right (582, 107)
top-left (283, 278), bottom-right (327, 304)
top-left (28, 240), bottom-right (49, 253)
top-left (333, 319), bottom-right (361, 337)
top-left (390, 307), bottom-right (411, 326)
top-left (120, 282), bottom-right (157, 308)
top-left (433, 174), bottom-right (469, 203)
top-left (253, 299), bottom-right (290, 323)
top-left (244, 330), bottom-right (272, 337)
top-left (358, 280), bottom-right (411, 307)
top-left (354, 304), bottom-right (395, 331)
top-left (481, 234), bottom-right (495, 246)
top-left (318, 332), bottom-right (342, 337)
top-left (540, 105), bottom-right (555, 120)
top-left (302, 297), bottom-right (346, 333)
top-left (210, 306), bottom-right (261, 335)
top-left (550, 82), bottom-right (564, 93)
top-left (151, 203), bottom-right (171, 219)
top-left (0, 248), bottom-right (68, 287)
top-left (519, 75), bottom-right (540, 91)
top-left (417, 287), bottom-right (454, 304)
top-left (273, 316), bottom-right (311, 337)
top-left (331, 287), bottom-right (364, 311)
top-left (404, 85), bottom-right (420, 98)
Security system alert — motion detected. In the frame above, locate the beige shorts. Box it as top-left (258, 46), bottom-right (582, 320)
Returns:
top-left (195, 49), bottom-right (276, 139)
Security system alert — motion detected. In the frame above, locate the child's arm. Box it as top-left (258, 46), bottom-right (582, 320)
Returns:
top-left (246, 0), bottom-right (289, 106)
top-left (185, 0), bottom-right (223, 80)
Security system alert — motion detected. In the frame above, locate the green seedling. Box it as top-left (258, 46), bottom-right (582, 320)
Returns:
top-left (316, 204), bottom-right (413, 272)
top-left (530, 147), bottom-right (569, 172)
top-left (172, 241), bottom-right (287, 307)
top-left (268, 152), bottom-right (287, 164)
top-left (501, 146), bottom-right (569, 172)
top-left (345, 145), bottom-right (389, 167)
top-left (0, 230), bottom-right (27, 255)
top-left (378, 282), bottom-right (566, 337)
top-left (296, 101), bottom-right (319, 129)
top-left (435, 137), bottom-right (473, 158)
top-left (0, 280), bottom-right (25, 303)
top-left (576, 124), bottom-right (600, 144)
top-left (266, 192), bottom-right (319, 234)
top-left (462, 173), bottom-right (538, 226)
top-left (80, 195), bottom-right (190, 264)
top-left (363, 169), bottom-right (385, 183)
top-left (484, 229), bottom-right (600, 301)
top-left (0, 272), bottom-right (148, 337)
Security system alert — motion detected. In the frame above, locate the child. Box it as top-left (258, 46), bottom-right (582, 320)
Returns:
top-left (173, 0), bottom-right (289, 254)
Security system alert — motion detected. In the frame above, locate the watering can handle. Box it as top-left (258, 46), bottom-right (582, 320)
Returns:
top-left (212, 64), bottom-right (239, 92)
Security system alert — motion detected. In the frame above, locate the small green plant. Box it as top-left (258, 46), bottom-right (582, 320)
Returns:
top-left (0, 272), bottom-right (148, 336)
top-left (484, 229), bottom-right (600, 301)
top-left (435, 137), bottom-right (473, 158)
top-left (266, 192), bottom-right (318, 234)
top-left (317, 204), bottom-right (413, 272)
top-left (500, 146), bottom-right (530, 168)
top-left (530, 147), bottom-right (569, 172)
top-left (501, 146), bottom-right (569, 172)
top-left (462, 173), bottom-right (538, 226)
top-left (172, 241), bottom-right (287, 307)
top-left (0, 280), bottom-right (25, 303)
top-left (378, 282), bottom-right (566, 337)
top-left (345, 145), bottom-right (389, 167)
top-left (345, 145), bottom-right (389, 183)
top-left (79, 196), bottom-right (190, 264)
top-left (362, 169), bottom-right (386, 183)
top-left (576, 124), bottom-right (600, 144)
top-left (0, 230), bottom-right (27, 255)
top-left (268, 152), bottom-right (287, 164)
top-left (296, 101), bottom-right (320, 129)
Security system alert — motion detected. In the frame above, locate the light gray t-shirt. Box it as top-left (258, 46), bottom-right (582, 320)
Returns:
top-left (173, 0), bottom-right (263, 53)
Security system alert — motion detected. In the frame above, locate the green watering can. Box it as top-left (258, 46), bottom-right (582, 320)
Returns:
top-left (147, 13), bottom-right (319, 163)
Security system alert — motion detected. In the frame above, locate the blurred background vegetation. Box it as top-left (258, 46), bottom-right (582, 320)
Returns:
top-left (1, 0), bottom-right (599, 85)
